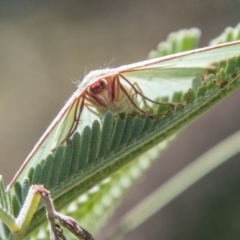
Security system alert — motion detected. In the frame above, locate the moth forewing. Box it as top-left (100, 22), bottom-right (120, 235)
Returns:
top-left (8, 40), bottom-right (240, 189)
top-left (122, 40), bottom-right (240, 101)
top-left (121, 40), bottom-right (240, 71)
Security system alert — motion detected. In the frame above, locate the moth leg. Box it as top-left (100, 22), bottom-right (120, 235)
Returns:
top-left (85, 103), bottom-right (102, 118)
top-left (132, 81), bottom-right (152, 109)
top-left (120, 74), bottom-right (174, 107)
top-left (116, 75), bottom-right (147, 114)
top-left (64, 97), bottom-right (85, 144)
top-left (119, 74), bottom-right (175, 117)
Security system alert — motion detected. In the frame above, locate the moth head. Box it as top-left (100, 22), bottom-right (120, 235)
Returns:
top-left (87, 78), bottom-right (108, 95)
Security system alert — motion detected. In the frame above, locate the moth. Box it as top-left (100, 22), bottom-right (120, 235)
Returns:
top-left (7, 40), bottom-right (240, 189)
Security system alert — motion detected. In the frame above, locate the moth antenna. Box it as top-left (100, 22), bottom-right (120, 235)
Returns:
top-left (106, 58), bottom-right (115, 68)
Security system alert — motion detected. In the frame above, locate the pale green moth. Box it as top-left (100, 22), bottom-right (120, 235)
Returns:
top-left (7, 40), bottom-right (240, 190)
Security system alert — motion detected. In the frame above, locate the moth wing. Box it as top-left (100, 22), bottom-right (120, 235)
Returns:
top-left (121, 40), bottom-right (240, 100)
top-left (12, 95), bottom-right (89, 184)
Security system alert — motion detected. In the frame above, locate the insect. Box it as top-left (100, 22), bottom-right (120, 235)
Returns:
top-left (7, 40), bottom-right (240, 190)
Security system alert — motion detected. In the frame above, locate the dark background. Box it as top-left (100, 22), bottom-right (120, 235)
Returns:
top-left (1, 1), bottom-right (240, 239)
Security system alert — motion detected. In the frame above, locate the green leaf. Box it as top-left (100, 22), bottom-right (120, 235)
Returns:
top-left (210, 23), bottom-right (240, 45)
top-left (148, 28), bottom-right (201, 58)
top-left (0, 177), bottom-right (19, 236)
